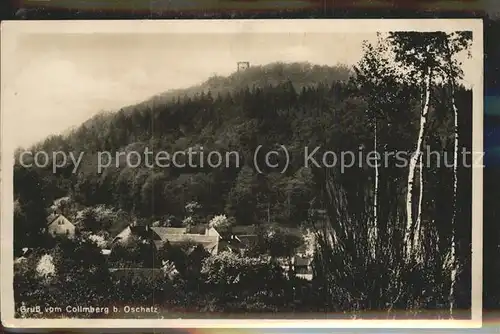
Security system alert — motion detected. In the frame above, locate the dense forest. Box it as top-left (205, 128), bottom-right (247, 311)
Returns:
top-left (14, 31), bottom-right (474, 316)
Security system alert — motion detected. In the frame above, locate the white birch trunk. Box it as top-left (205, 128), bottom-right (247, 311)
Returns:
top-left (443, 40), bottom-right (459, 317)
top-left (372, 121), bottom-right (379, 258)
top-left (404, 66), bottom-right (432, 261)
top-left (412, 153), bottom-right (424, 262)
top-left (448, 68), bottom-right (459, 318)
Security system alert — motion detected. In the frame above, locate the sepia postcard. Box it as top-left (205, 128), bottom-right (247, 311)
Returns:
top-left (0, 19), bottom-right (483, 329)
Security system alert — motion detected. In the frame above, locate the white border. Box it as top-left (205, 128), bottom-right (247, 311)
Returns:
top-left (0, 19), bottom-right (483, 329)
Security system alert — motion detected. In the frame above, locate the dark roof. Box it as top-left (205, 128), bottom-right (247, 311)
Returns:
top-left (218, 239), bottom-right (249, 252)
top-left (154, 234), bottom-right (218, 253)
top-left (113, 225), bottom-right (163, 243)
top-left (217, 240), bottom-right (233, 252)
top-left (130, 225), bottom-right (162, 240)
top-left (154, 240), bottom-right (164, 250)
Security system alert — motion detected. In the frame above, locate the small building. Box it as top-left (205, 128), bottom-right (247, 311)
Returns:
top-left (293, 256), bottom-right (313, 281)
top-left (237, 61), bottom-right (250, 72)
top-left (47, 214), bottom-right (76, 239)
top-left (112, 224), bottom-right (219, 255)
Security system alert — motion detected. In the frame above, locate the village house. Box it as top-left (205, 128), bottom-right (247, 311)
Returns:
top-left (151, 227), bottom-right (219, 255)
top-left (293, 255), bottom-right (313, 280)
top-left (156, 227), bottom-right (187, 235)
top-left (109, 221), bottom-right (311, 274)
top-left (111, 222), bottom-right (220, 255)
top-left (151, 219), bottom-right (188, 234)
top-left (46, 214), bottom-right (76, 239)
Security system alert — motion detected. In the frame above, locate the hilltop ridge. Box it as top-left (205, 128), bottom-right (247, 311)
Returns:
top-left (117, 61), bottom-right (352, 116)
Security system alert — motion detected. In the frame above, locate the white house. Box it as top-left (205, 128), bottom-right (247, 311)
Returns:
top-left (47, 214), bottom-right (76, 239)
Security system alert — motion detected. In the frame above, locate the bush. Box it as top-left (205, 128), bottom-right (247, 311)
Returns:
top-left (108, 236), bottom-right (160, 268)
top-left (158, 241), bottom-right (209, 280)
top-left (201, 252), bottom-right (288, 311)
top-left (14, 236), bottom-right (113, 318)
top-left (209, 214), bottom-right (232, 233)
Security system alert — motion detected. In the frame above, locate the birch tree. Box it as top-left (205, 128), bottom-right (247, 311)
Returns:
top-left (352, 34), bottom-right (400, 258)
top-left (388, 33), bottom-right (442, 261)
top-left (389, 31), bottom-right (472, 315)
top-left (439, 31), bottom-right (472, 317)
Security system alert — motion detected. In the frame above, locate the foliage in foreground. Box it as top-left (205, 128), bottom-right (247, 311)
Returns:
top-left (14, 238), bottom-right (318, 318)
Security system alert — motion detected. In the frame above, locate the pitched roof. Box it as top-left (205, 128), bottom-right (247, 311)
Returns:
top-left (150, 227), bottom-right (187, 237)
top-left (218, 239), bottom-right (250, 253)
top-left (130, 225), bottom-right (162, 240)
top-left (113, 226), bottom-right (132, 242)
top-left (154, 240), bottom-right (164, 250)
top-left (206, 226), bottom-right (221, 236)
top-left (166, 234), bottom-right (218, 245)
top-left (48, 214), bottom-right (73, 227)
top-left (112, 225), bottom-right (162, 244)
top-left (188, 224), bottom-right (208, 234)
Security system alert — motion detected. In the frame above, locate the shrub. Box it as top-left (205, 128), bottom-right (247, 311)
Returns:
top-left (108, 236), bottom-right (160, 268)
top-left (35, 254), bottom-right (56, 279)
top-left (158, 241), bottom-right (209, 281)
top-left (201, 252), bottom-right (288, 310)
top-left (209, 214), bottom-right (232, 233)
top-left (14, 236), bottom-right (113, 318)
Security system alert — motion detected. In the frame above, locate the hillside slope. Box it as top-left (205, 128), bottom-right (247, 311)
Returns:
top-left (18, 62), bottom-right (356, 226)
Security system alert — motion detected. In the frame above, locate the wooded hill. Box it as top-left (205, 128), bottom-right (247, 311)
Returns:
top-left (15, 58), bottom-right (471, 241)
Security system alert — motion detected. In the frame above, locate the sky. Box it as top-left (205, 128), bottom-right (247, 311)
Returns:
top-left (2, 30), bottom-right (477, 148)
